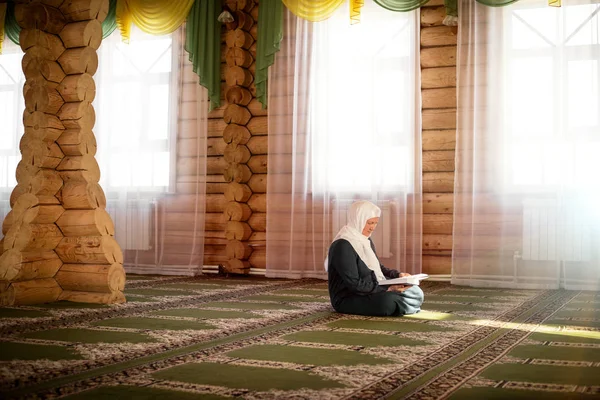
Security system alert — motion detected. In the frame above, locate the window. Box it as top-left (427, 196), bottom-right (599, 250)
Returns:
top-left (0, 26), bottom-right (180, 200)
top-left (309, 4), bottom-right (418, 194)
top-left (94, 26), bottom-right (180, 193)
top-left (0, 39), bottom-right (24, 196)
top-left (503, 1), bottom-right (600, 191)
top-left (0, 39), bottom-right (23, 224)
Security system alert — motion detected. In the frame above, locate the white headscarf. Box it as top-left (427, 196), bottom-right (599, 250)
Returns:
top-left (324, 200), bottom-right (385, 281)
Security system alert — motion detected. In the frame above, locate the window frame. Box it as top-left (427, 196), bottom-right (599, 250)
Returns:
top-left (501, 0), bottom-right (600, 194)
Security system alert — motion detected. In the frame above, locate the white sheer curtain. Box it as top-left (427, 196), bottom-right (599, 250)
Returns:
top-left (0, 26), bottom-right (207, 275)
top-left (266, 3), bottom-right (422, 279)
top-left (453, 0), bottom-right (600, 290)
top-left (95, 26), bottom-right (207, 275)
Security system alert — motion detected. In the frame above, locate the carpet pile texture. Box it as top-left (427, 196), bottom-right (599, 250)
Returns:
top-left (0, 275), bottom-right (598, 399)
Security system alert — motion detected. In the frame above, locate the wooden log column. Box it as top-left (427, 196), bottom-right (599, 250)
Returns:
top-left (420, 0), bottom-right (457, 275)
top-left (220, 0), bottom-right (264, 274)
top-left (0, 0), bottom-right (125, 306)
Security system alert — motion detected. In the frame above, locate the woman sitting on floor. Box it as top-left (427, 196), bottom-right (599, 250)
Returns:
top-left (325, 200), bottom-right (424, 317)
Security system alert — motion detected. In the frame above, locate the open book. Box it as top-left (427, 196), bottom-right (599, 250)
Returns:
top-left (378, 273), bottom-right (429, 286)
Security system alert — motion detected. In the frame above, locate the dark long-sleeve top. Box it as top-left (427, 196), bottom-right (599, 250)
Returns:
top-left (327, 238), bottom-right (400, 310)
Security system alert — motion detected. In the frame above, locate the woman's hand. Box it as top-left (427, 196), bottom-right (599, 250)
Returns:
top-left (389, 284), bottom-right (411, 292)
top-left (400, 273), bottom-right (411, 277)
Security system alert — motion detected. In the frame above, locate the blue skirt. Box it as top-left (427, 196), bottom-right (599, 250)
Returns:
top-left (334, 285), bottom-right (424, 317)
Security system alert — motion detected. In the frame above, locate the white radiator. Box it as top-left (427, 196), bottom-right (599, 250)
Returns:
top-left (522, 199), bottom-right (590, 262)
top-left (560, 207), bottom-right (592, 262)
top-left (332, 200), bottom-right (393, 258)
top-left (106, 199), bottom-right (155, 251)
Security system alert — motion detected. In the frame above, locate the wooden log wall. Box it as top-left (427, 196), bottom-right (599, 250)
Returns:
top-left (217, 0), bottom-right (266, 274)
top-left (0, 0), bottom-right (125, 305)
top-left (165, 0), bottom-right (266, 272)
top-left (420, 0), bottom-right (457, 275)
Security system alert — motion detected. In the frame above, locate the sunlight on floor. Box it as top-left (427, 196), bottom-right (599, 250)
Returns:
top-left (470, 319), bottom-right (600, 340)
top-left (405, 310), bottom-right (455, 321)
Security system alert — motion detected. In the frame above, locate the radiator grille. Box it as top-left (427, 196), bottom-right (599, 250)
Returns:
top-left (522, 199), bottom-right (590, 262)
top-left (106, 199), bottom-right (155, 251)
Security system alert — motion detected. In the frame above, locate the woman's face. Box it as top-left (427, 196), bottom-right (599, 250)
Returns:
top-left (362, 217), bottom-right (379, 237)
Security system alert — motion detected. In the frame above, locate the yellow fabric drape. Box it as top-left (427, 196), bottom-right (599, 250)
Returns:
top-left (0, 3), bottom-right (6, 54)
top-left (282, 0), bottom-right (345, 22)
top-left (116, 0), bottom-right (194, 42)
top-left (350, 0), bottom-right (364, 24)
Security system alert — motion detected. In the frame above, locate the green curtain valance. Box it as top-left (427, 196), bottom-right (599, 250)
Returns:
top-left (2, 2), bottom-right (20, 51)
top-left (102, 0), bottom-right (118, 39)
top-left (185, 0), bottom-right (221, 110)
top-left (374, 0), bottom-right (431, 12)
top-left (445, 0), bottom-right (458, 16)
top-left (256, 0), bottom-right (284, 108)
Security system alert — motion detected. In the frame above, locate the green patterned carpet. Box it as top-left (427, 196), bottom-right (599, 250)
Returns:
top-left (0, 276), bottom-right (598, 399)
